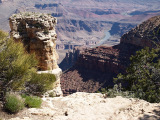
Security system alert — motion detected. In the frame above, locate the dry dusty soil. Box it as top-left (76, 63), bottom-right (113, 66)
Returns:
top-left (0, 92), bottom-right (160, 120)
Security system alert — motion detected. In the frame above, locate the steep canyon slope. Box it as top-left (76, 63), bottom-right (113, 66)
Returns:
top-left (61, 15), bottom-right (160, 95)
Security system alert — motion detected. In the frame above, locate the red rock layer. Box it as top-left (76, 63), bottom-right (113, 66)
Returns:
top-left (61, 43), bottom-right (142, 95)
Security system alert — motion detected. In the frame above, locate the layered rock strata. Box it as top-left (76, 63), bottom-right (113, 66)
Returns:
top-left (9, 12), bottom-right (62, 96)
top-left (121, 15), bottom-right (160, 48)
top-left (61, 44), bottom-right (142, 95)
top-left (9, 12), bottom-right (58, 71)
top-left (61, 15), bottom-right (160, 95)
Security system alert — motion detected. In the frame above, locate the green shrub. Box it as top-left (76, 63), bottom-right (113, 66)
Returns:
top-left (22, 94), bottom-right (42, 108)
top-left (29, 73), bottom-right (56, 94)
top-left (49, 92), bottom-right (56, 97)
top-left (4, 93), bottom-right (25, 113)
top-left (0, 30), bottom-right (38, 93)
top-left (98, 84), bottom-right (135, 98)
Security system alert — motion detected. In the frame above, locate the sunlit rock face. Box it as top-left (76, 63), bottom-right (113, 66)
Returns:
top-left (121, 15), bottom-right (160, 48)
top-left (9, 12), bottom-right (59, 70)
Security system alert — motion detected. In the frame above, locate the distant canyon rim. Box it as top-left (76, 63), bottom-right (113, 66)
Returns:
top-left (0, 0), bottom-right (160, 64)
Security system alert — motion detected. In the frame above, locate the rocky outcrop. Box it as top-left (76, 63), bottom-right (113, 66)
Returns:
top-left (9, 12), bottom-right (63, 96)
top-left (61, 15), bottom-right (160, 95)
top-left (121, 15), bottom-right (160, 48)
top-left (9, 12), bottom-right (59, 71)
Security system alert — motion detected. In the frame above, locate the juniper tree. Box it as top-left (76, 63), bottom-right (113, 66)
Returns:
top-left (115, 47), bottom-right (160, 103)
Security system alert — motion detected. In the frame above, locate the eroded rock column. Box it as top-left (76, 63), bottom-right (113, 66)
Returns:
top-left (9, 12), bottom-right (59, 70)
top-left (9, 12), bottom-right (62, 96)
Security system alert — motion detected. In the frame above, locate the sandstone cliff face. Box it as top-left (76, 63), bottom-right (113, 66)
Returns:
top-left (9, 12), bottom-right (59, 70)
top-left (61, 15), bottom-right (160, 95)
top-left (61, 44), bottom-right (142, 95)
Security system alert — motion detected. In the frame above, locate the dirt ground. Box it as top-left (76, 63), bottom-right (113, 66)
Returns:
top-left (0, 93), bottom-right (160, 120)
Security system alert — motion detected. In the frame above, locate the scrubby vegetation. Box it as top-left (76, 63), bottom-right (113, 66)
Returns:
top-left (4, 93), bottom-right (25, 113)
top-left (98, 84), bottom-right (135, 98)
top-left (0, 30), bottom-right (38, 94)
top-left (102, 47), bottom-right (160, 103)
top-left (28, 73), bottom-right (56, 94)
top-left (22, 94), bottom-right (42, 108)
top-left (0, 30), bottom-right (56, 113)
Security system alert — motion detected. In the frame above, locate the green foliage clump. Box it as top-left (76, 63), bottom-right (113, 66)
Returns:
top-left (22, 94), bottom-right (42, 108)
top-left (49, 92), bottom-right (56, 97)
top-left (4, 93), bottom-right (25, 113)
top-left (0, 30), bottom-right (38, 93)
top-left (115, 47), bottom-right (160, 103)
top-left (98, 84), bottom-right (135, 98)
top-left (29, 73), bottom-right (56, 94)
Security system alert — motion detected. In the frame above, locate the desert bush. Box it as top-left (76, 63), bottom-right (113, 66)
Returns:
top-left (4, 93), bottom-right (25, 113)
top-left (22, 94), bottom-right (42, 108)
top-left (28, 73), bottom-right (56, 94)
top-left (98, 84), bottom-right (135, 98)
top-left (49, 92), bottom-right (56, 97)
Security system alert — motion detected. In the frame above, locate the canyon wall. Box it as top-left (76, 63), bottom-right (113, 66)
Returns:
top-left (61, 15), bottom-right (160, 95)
top-left (59, 46), bottom-right (86, 71)
top-left (109, 22), bottom-right (136, 36)
top-left (61, 44), bottom-right (142, 95)
top-left (121, 15), bottom-right (160, 48)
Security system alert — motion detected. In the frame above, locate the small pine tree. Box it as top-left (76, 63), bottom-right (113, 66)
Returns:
top-left (0, 30), bottom-right (56, 97)
top-left (0, 30), bottom-right (38, 93)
